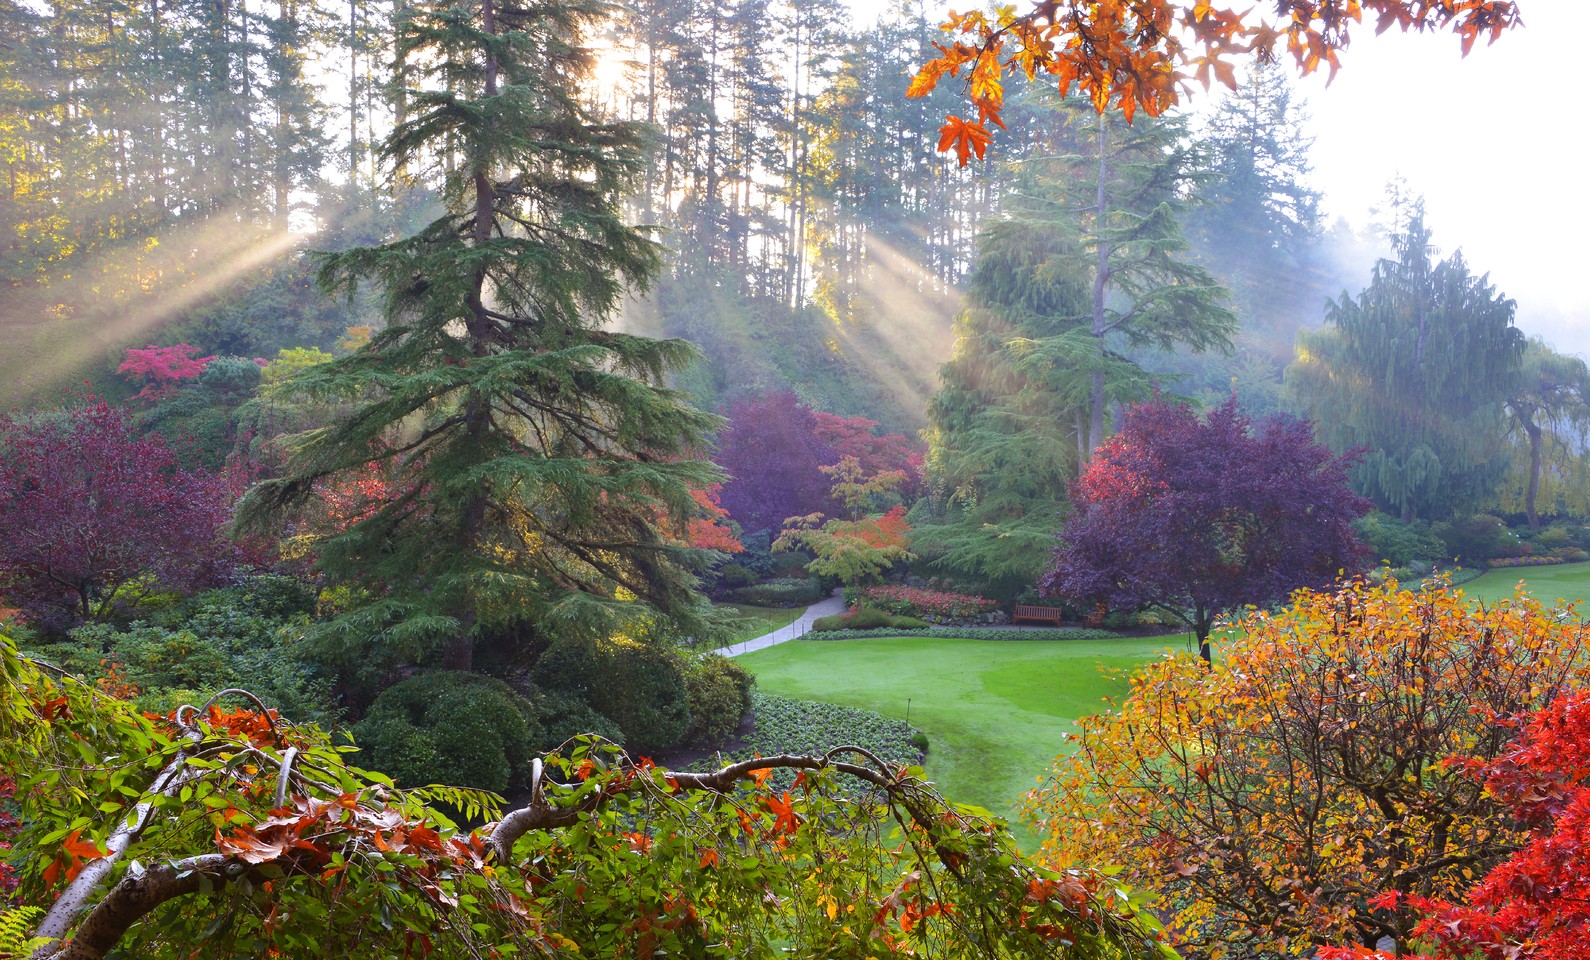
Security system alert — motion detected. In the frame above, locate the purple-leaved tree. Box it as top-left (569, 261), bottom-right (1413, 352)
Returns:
top-left (1041, 396), bottom-right (1369, 663)
top-left (0, 399), bottom-right (234, 629)
top-left (715, 391), bottom-right (838, 534)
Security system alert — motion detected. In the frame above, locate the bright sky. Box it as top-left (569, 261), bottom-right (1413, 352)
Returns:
top-left (845, 0), bottom-right (1588, 355)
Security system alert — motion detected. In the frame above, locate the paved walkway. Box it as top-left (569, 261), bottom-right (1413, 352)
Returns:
top-left (716, 590), bottom-right (846, 657)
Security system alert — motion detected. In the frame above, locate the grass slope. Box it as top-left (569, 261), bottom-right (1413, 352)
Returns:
top-left (1463, 561), bottom-right (1590, 607)
top-left (739, 635), bottom-right (1184, 848)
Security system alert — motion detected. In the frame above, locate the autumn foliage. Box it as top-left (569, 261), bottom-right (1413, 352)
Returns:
top-left (1024, 578), bottom-right (1590, 956)
top-left (1041, 396), bottom-right (1368, 660)
top-left (683, 484), bottom-right (744, 554)
top-left (909, 1), bottom-right (1522, 164)
top-left (1321, 691), bottom-right (1590, 960)
top-left (0, 399), bottom-right (233, 627)
top-left (716, 392), bottom-right (838, 533)
top-left (1, 633), bottom-right (1173, 960)
top-left (116, 343), bottom-right (215, 401)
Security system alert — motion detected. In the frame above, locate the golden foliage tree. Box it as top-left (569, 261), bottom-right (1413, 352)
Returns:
top-left (1023, 577), bottom-right (1590, 956)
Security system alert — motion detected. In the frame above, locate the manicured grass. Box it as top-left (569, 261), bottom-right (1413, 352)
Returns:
top-left (1463, 561), bottom-right (1590, 607)
top-left (739, 634), bottom-right (1186, 848)
top-left (716, 602), bottom-right (805, 644)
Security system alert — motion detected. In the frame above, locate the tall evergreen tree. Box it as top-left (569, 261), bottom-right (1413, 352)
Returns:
top-left (1187, 64), bottom-right (1325, 359)
top-left (1017, 97), bottom-right (1236, 460)
top-left (241, 0), bottom-right (723, 672)
top-left (913, 208), bottom-right (1100, 597)
top-left (1289, 205), bottom-right (1524, 521)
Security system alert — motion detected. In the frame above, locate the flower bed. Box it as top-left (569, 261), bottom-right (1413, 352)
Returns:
top-left (808, 626), bottom-right (1119, 642)
top-left (857, 585), bottom-right (998, 621)
top-left (1489, 555), bottom-right (1573, 568)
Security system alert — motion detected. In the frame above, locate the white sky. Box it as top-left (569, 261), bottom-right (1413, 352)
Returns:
top-left (844, 0), bottom-right (1589, 355)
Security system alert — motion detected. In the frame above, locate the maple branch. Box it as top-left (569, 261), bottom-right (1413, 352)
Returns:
top-left (36, 852), bottom-right (320, 960)
top-left (31, 733), bottom-right (205, 956)
top-left (488, 751), bottom-right (905, 860)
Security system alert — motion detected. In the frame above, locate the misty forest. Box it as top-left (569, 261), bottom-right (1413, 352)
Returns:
top-left (6, 1), bottom-right (1590, 958)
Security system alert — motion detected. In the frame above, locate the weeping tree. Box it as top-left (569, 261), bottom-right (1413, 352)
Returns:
top-left (1496, 338), bottom-right (1590, 528)
top-left (240, 0), bottom-right (724, 672)
top-left (1289, 205), bottom-right (1524, 521)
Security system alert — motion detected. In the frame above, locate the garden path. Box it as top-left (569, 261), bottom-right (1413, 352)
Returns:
top-left (716, 590), bottom-right (845, 657)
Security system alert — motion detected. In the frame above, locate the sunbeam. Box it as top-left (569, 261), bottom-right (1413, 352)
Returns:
top-left (0, 218), bottom-right (301, 401)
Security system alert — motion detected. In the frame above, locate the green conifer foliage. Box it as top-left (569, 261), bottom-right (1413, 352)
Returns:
top-left (913, 208), bottom-right (1098, 597)
top-left (1289, 206), bottom-right (1524, 521)
top-left (241, 0), bottom-right (723, 670)
top-left (1018, 97), bottom-right (1236, 458)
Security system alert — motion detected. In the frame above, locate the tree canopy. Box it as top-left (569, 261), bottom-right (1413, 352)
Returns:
top-left (1318, 691), bottom-right (1590, 960)
top-left (1289, 205), bottom-right (1524, 521)
top-left (1026, 578), bottom-right (1590, 956)
top-left (0, 399), bottom-right (233, 630)
top-left (1040, 396), bottom-right (1368, 660)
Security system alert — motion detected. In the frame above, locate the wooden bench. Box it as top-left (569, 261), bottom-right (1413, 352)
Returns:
top-left (1012, 604), bottom-right (1065, 626)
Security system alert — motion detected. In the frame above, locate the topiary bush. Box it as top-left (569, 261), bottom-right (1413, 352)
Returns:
top-left (353, 671), bottom-right (541, 794)
top-left (684, 655), bottom-right (755, 747)
top-left (532, 636), bottom-right (692, 754)
top-left (840, 606), bottom-right (894, 630)
top-left (811, 611), bottom-right (947, 633)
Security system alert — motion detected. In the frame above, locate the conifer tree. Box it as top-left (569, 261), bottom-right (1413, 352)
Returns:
top-left (1289, 205), bottom-right (1524, 521)
top-left (914, 204), bottom-right (1104, 597)
top-left (1188, 64), bottom-right (1325, 358)
top-left (241, 0), bottom-right (723, 671)
top-left (1017, 97), bottom-right (1236, 459)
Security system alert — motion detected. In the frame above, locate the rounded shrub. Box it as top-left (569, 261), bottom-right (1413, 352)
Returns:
top-left (715, 563), bottom-right (758, 589)
top-left (685, 655), bottom-right (755, 747)
top-left (532, 637), bottom-right (691, 754)
top-left (532, 688), bottom-right (624, 748)
top-left (811, 613), bottom-right (847, 632)
top-left (841, 607), bottom-right (894, 630)
top-left (353, 671), bottom-right (541, 793)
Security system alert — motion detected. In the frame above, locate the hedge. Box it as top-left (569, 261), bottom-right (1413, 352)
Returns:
top-left (720, 577), bottom-right (825, 607)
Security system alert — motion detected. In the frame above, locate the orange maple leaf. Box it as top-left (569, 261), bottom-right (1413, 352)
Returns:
top-left (938, 115), bottom-right (996, 167)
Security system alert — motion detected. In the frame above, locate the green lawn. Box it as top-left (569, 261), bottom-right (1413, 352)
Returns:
top-left (1461, 561), bottom-right (1590, 606)
top-left (716, 602), bottom-right (806, 644)
top-left (739, 635), bottom-right (1185, 848)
